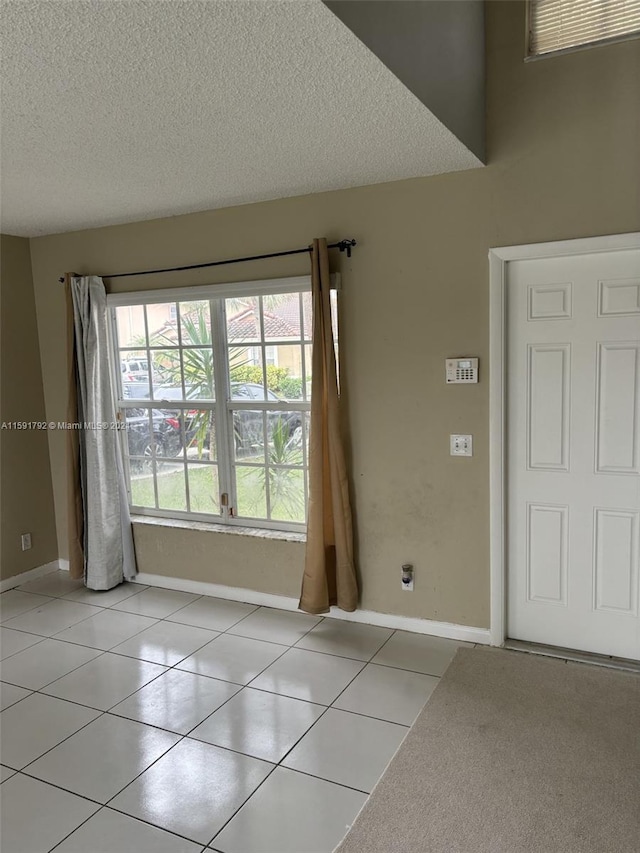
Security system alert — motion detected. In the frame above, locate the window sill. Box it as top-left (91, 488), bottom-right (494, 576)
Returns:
top-left (130, 514), bottom-right (306, 544)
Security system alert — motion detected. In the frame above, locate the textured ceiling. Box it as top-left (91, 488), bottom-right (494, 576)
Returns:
top-left (0, 0), bottom-right (482, 237)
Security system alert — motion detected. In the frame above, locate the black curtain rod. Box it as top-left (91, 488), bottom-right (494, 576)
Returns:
top-left (58, 238), bottom-right (357, 283)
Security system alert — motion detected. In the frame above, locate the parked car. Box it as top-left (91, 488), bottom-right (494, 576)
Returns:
top-left (121, 359), bottom-right (149, 383)
top-left (125, 408), bottom-right (182, 469)
top-left (120, 367), bottom-right (169, 400)
top-left (155, 383), bottom-right (301, 456)
top-left (123, 384), bottom-right (301, 460)
top-left (229, 383), bottom-right (302, 453)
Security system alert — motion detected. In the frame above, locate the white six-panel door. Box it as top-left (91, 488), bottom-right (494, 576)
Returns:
top-left (507, 249), bottom-right (640, 660)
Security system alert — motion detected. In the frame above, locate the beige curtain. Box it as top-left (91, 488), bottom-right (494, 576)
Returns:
top-left (299, 239), bottom-right (358, 614)
top-left (64, 274), bottom-right (84, 579)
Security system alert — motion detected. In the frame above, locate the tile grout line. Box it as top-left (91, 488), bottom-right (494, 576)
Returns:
top-left (1, 593), bottom-right (129, 638)
top-left (20, 768), bottom-right (207, 853)
top-left (14, 706), bottom-right (110, 777)
top-left (45, 805), bottom-right (103, 853)
top-left (0, 646), bottom-right (110, 694)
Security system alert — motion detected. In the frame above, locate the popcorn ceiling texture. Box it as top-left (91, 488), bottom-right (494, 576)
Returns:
top-left (0, 0), bottom-right (481, 237)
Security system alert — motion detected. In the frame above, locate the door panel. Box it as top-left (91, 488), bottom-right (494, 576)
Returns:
top-left (595, 343), bottom-right (639, 473)
top-left (527, 344), bottom-right (571, 470)
top-left (508, 249), bottom-right (640, 660)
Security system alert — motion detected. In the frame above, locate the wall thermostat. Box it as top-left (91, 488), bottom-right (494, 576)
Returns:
top-left (446, 357), bottom-right (479, 384)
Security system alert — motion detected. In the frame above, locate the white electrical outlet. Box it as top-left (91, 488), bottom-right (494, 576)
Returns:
top-left (450, 434), bottom-right (473, 457)
top-left (21, 533), bottom-right (32, 551)
top-left (401, 564), bottom-right (414, 591)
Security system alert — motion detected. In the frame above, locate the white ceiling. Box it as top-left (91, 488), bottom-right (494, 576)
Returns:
top-left (0, 0), bottom-right (482, 238)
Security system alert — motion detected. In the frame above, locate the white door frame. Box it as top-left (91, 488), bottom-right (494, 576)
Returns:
top-left (488, 232), bottom-right (640, 647)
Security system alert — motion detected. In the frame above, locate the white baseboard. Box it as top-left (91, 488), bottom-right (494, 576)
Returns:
top-left (133, 571), bottom-right (491, 645)
top-left (0, 560), bottom-right (61, 592)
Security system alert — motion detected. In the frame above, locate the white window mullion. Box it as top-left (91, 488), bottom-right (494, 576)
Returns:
top-left (211, 298), bottom-right (235, 518)
top-left (299, 292), bottom-right (308, 403)
top-left (258, 295), bottom-right (268, 398)
top-left (147, 409), bottom-right (160, 510)
top-left (302, 412), bottom-right (309, 520)
top-left (174, 303), bottom-right (191, 511)
top-left (263, 410), bottom-right (272, 521)
top-left (108, 308), bottom-right (133, 502)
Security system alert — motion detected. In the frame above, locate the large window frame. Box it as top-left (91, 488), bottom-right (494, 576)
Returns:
top-left (107, 274), bottom-right (338, 533)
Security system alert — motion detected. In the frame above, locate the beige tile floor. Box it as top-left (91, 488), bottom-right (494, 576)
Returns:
top-left (0, 571), bottom-right (467, 853)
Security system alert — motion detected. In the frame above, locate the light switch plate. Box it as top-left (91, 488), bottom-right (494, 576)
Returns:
top-left (450, 434), bottom-right (473, 457)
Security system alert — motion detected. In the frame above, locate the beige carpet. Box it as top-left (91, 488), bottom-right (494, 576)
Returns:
top-left (336, 646), bottom-right (640, 853)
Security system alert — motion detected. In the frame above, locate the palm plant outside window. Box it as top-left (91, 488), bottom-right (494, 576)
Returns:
top-left (109, 277), bottom-right (335, 531)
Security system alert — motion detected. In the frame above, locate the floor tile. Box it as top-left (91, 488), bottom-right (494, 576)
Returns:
top-left (110, 737), bottom-right (273, 844)
top-left (63, 582), bottom-right (147, 607)
top-left (42, 653), bottom-right (167, 710)
top-left (166, 597), bottom-right (257, 632)
top-left (0, 681), bottom-right (31, 711)
top-left (27, 713), bottom-right (180, 803)
top-left (0, 638), bottom-right (102, 690)
top-left (2, 599), bottom-right (102, 637)
top-left (0, 774), bottom-right (98, 853)
top-left (53, 608), bottom-right (158, 650)
top-left (0, 626), bottom-right (43, 659)
top-left (333, 662), bottom-right (439, 725)
top-left (112, 587), bottom-right (200, 618)
top-left (282, 707), bottom-right (407, 793)
top-left (213, 766), bottom-right (366, 853)
top-left (294, 620), bottom-right (393, 661)
top-left (190, 687), bottom-right (324, 763)
top-left (17, 570), bottom-right (84, 598)
top-left (227, 606), bottom-right (321, 646)
top-left (0, 764), bottom-right (16, 782)
top-left (371, 630), bottom-right (466, 676)
top-left (251, 647), bottom-right (365, 705)
top-left (0, 590), bottom-right (54, 623)
top-left (111, 669), bottom-right (240, 734)
top-left (178, 634), bottom-right (287, 685)
top-left (112, 620), bottom-right (219, 665)
top-left (54, 807), bottom-right (203, 853)
top-left (0, 693), bottom-right (100, 769)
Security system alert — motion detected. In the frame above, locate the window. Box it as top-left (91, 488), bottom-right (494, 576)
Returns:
top-left (109, 277), bottom-right (333, 532)
top-left (527, 0), bottom-right (640, 58)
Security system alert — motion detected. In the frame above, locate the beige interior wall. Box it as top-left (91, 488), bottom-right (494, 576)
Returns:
top-left (133, 522), bottom-right (305, 597)
top-left (0, 235), bottom-right (58, 579)
top-left (28, 3), bottom-right (640, 626)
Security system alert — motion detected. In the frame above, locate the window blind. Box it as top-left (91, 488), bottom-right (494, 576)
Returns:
top-left (528, 0), bottom-right (640, 56)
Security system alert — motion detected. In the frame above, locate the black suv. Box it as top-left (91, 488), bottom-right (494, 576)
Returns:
top-left (228, 383), bottom-right (302, 453)
top-left (125, 408), bottom-right (182, 468)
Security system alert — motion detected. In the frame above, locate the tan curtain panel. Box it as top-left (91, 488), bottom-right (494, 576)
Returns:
top-left (299, 239), bottom-right (358, 614)
top-left (64, 274), bottom-right (84, 579)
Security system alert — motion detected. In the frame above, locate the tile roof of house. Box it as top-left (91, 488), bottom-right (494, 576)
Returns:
top-left (226, 294), bottom-right (312, 341)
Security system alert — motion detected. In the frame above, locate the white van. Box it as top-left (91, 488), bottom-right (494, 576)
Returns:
top-left (121, 359), bottom-right (149, 382)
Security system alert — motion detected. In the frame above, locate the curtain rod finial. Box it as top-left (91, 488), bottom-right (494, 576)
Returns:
top-left (338, 239), bottom-right (357, 258)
